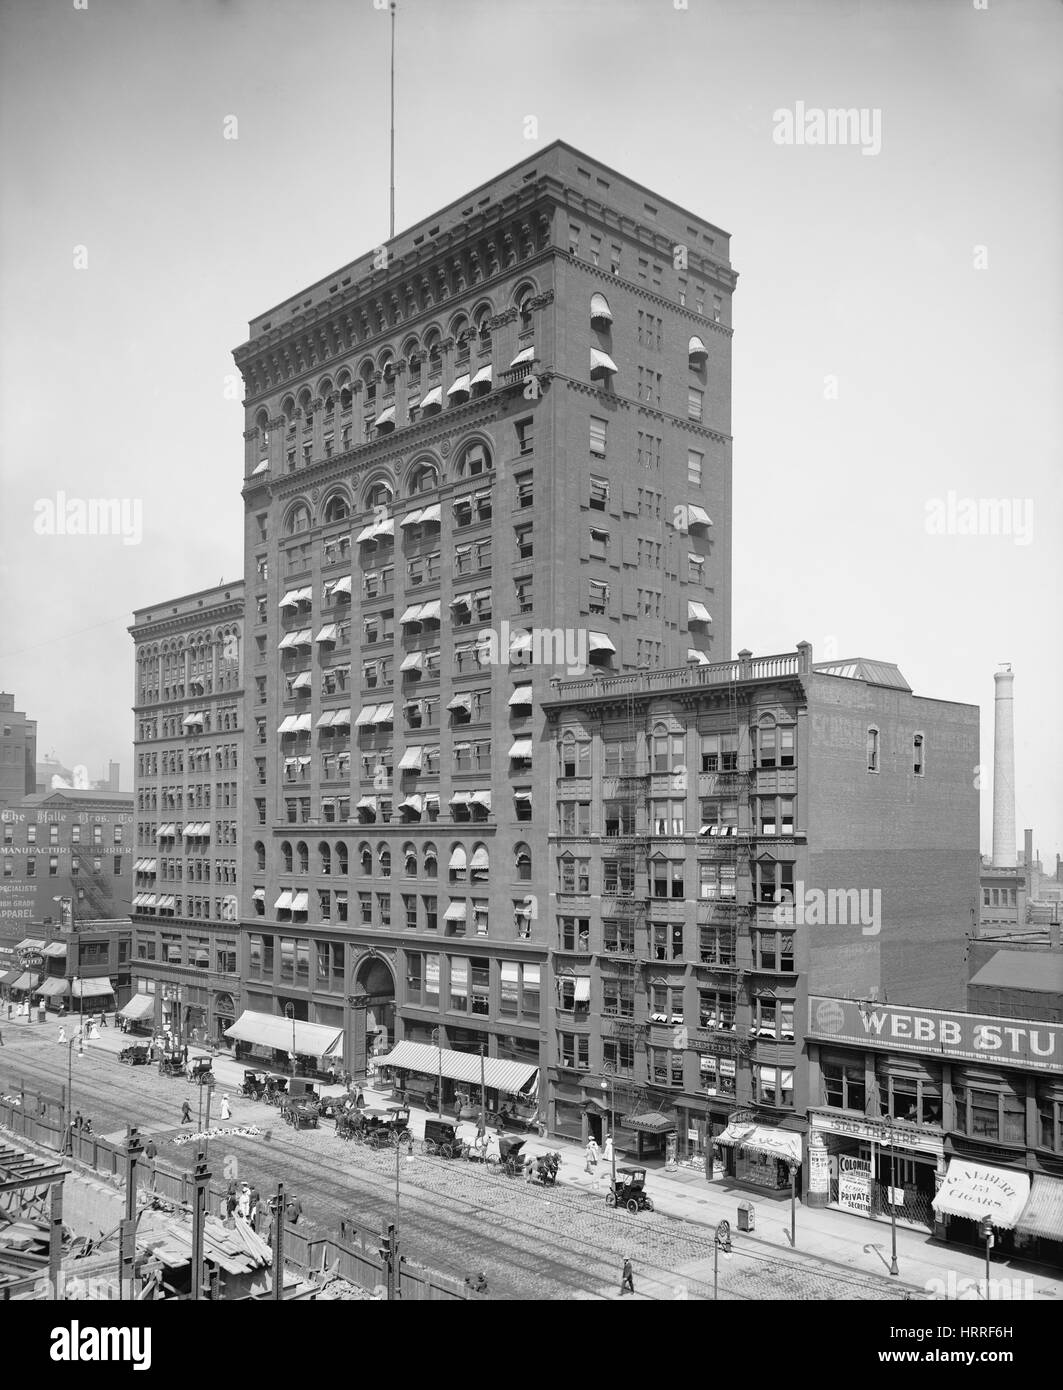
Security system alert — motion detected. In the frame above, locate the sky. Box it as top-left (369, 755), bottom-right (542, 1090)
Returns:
top-left (0, 0), bottom-right (1060, 861)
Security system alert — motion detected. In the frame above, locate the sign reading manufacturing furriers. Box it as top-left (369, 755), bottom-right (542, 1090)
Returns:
top-left (809, 997), bottom-right (1063, 1074)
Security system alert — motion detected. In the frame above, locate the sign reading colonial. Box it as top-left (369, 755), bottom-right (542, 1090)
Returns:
top-left (808, 997), bottom-right (1062, 1074)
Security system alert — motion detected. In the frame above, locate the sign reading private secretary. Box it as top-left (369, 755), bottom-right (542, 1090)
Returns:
top-left (809, 996), bottom-right (1062, 1073)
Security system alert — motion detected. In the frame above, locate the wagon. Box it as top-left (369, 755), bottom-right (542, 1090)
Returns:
top-left (607, 1167), bottom-right (654, 1214)
top-left (239, 1070), bottom-right (269, 1102)
top-left (283, 1096), bottom-right (320, 1130)
top-left (497, 1136), bottom-right (527, 1177)
top-left (421, 1117), bottom-right (461, 1158)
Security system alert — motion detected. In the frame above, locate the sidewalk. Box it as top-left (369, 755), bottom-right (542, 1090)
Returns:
top-left (8, 1012), bottom-right (1061, 1300)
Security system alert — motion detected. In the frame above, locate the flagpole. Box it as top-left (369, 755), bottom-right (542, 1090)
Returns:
top-left (389, 1), bottom-right (396, 240)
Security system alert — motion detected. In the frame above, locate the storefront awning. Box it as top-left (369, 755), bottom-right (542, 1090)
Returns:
top-left (626, 1112), bottom-right (677, 1135)
top-left (225, 1010), bottom-right (343, 1058)
top-left (932, 1160), bottom-right (1030, 1230)
top-left (716, 1122), bottom-right (802, 1163)
top-left (36, 977), bottom-right (70, 998)
top-left (119, 993), bottom-right (156, 1022)
top-left (42, 941), bottom-right (68, 957)
top-left (72, 977), bottom-right (114, 999)
top-left (15, 938), bottom-right (46, 952)
top-left (1016, 1174), bottom-right (1063, 1241)
top-left (378, 1040), bottom-right (537, 1096)
top-left (11, 973), bottom-right (40, 992)
top-left (0, 970), bottom-right (22, 987)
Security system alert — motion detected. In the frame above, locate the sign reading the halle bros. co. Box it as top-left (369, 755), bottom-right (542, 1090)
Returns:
top-left (809, 997), bottom-right (1062, 1074)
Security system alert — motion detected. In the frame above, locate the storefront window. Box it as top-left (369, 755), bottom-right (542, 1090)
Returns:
top-left (874, 1060), bottom-right (943, 1126)
top-left (1037, 1091), bottom-right (1063, 1152)
top-left (954, 1080), bottom-right (1026, 1144)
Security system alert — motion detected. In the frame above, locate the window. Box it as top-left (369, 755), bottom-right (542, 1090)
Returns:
top-left (558, 802), bottom-right (591, 835)
top-left (757, 1066), bottom-right (795, 1109)
top-left (651, 726), bottom-right (684, 773)
top-left (588, 579), bottom-right (609, 616)
top-left (515, 473), bottom-right (534, 509)
top-left (515, 524), bottom-right (533, 560)
top-left (560, 734), bottom-right (591, 777)
top-left (953, 1081), bottom-right (1025, 1143)
top-left (559, 916), bottom-right (590, 951)
top-left (913, 733), bottom-right (925, 776)
top-left (559, 1032), bottom-right (590, 1071)
top-left (651, 799), bottom-right (685, 835)
top-left (589, 527), bottom-right (609, 561)
top-left (822, 1058), bottom-right (867, 1112)
top-left (652, 923), bottom-right (685, 960)
top-left (687, 450), bottom-right (703, 485)
top-left (867, 726), bottom-right (879, 773)
top-left (649, 1048), bottom-right (685, 1089)
top-left (603, 919), bottom-right (634, 955)
top-left (516, 418), bottom-right (533, 455)
top-left (649, 857), bottom-right (685, 899)
top-left (687, 387), bottom-right (703, 421)
top-left (589, 417), bottom-right (607, 457)
top-left (558, 854), bottom-right (590, 894)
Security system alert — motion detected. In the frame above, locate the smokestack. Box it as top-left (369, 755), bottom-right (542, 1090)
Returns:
top-left (991, 664), bottom-right (1016, 868)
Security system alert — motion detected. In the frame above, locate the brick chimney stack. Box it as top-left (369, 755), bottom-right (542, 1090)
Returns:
top-left (991, 664), bottom-right (1016, 868)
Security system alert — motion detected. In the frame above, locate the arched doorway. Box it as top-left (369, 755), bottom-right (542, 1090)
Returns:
top-left (214, 992), bottom-right (236, 1050)
top-left (350, 954), bottom-right (396, 1079)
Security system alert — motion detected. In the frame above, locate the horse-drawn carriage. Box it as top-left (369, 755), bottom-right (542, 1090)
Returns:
top-left (339, 1105), bottom-right (412, 1148)
top-left (239, 1070), bottom-right (270, 1102)
top-left (282, 1095), bottom-right (321, 1129)
top-left (157, 1050), bottom-right (184, 1079)
top-left (420, 1117), bottom-right (462, 1158)
top-left (187, 1056), bottom-right (214, 1086)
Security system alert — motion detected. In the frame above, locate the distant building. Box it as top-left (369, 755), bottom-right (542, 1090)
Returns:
top-left (0, 788), bottom-right (134, 933)
top-left (0, 694), bottom-right (37, 811)
top-left (979, 828), bottom-right (1056, 932)
top-left (36, 753), bottom-right (74, 793)
top-left (0, 918), bottom-right (132, 1014)
top-left (967, 926), bottom-right (1063, 1023)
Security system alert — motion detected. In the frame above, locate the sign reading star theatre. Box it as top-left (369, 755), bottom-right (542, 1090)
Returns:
top-left (809, 997), bottom-right (1062, 1074)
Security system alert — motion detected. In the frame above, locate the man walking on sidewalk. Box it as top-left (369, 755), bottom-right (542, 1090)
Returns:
top-left (620, 1258), bottom-right (635, 1296)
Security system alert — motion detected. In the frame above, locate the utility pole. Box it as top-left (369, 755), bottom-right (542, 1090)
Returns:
top-left (120, 1124), bottom-right (142, 1300)
top-left (272, 1183), bottom-right (286, 1300)
top-left (479, 1040), bottom-right (486, 1137)
top-left (190, 1148), bottom-right (210, 1302)
top-left (380, 1221), bottom-right (397, 1301)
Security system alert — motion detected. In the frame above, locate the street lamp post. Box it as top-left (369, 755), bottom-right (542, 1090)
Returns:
top-left (64, 1030), bottom-right (84, 1154)
top-left (431, 1027), bottom-right (443, 1119)
top-left (788, 1158), bottom-right (798, 1249)
top-left (713, 1219), bottom-right (732, 1300)
top-left (885, 1119), bottom-right (899, 1277)
top-left (284, 1003), bottom-right (296, 1082)
top-left (980, 1216), bottom-right (994, 1299)
top-left (600, 1076), bottom-right (616, 1190)
top-left (478, 1041), bottom-right (486, 1137)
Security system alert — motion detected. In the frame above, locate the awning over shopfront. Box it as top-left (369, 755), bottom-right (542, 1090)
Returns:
top-left (716, 1122), bottom-right (802, 1163)
top-left (626, 1112), bottom-right (678, 1135)
top-left (119, 994), bottom-right (156, 1023)
top-left (378, 1040), bottom-right (537, 1096)
top-left (42, 942), bottom-right (68, 958)
top-left (72, 978), bottom-right (115, 999)
top-left (0, 970), bottom-right (22, 987)
top-left (1016, 1174), bottom-right (1063, 1241)
top-left (36, 977), bottom-right (70, 998)
top-left (932, 1160), bottom-right (1030, 1229)
top-left (224, 1010), bottom-right (343, 1058)
top-left (11, 973), bottom-right (40, 992)
top-left (15, 939), bottom-right (46, 952)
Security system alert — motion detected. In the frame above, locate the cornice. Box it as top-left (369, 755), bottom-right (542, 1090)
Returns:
top-left (132, 605), bottom-right (245, 643)
top-left (554, 375), bottom-right (732, 447)
top-left (562, 251), bottom-right (734, 332)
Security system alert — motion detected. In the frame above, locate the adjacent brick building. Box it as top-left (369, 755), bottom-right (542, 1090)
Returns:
top-left (0, 693), bottom-right (37, 812)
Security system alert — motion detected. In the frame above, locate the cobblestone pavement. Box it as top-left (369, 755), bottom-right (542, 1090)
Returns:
top-left (2, 1025), bottom-right (916, 1300)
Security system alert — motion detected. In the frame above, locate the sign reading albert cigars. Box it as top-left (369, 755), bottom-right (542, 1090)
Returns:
top-left (809, 996), bottom-right (1062, 1074)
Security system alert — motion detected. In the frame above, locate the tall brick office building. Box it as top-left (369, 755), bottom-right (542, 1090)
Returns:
top-left (127, 582), bottom-right (244, 1041)
top-left (230, 143), bottom-right (735, 1089)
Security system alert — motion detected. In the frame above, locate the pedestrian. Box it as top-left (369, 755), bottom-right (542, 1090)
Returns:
top-left (523, 1155), bottom-right (534, 1183)
top-left (0, 1025), bottom-right (4, 1046)
top-left (6, 1002), bottom-right (11, 1019)
top-left (180, 1099), bottom-right (192, 1125)
top-left (237, 1183), bottom-right (251, 1221)
top-left (355, 1087), bottom-right (365, 1110)
top-left (603, 1133), bottom-right (614, 1166)
top-left (285, 1194), bottom-right (303, 1226)
top-left (620, 1257), bottom-right (635, 1296)
top-left (57, 1025), bottom-right (66, 1045)
top-left (249, 1186), bottom-right (261, 1230)
top-left (219, 1094), bottom-right (231, 1121)
top-left (585, 1136), bottom-right (600, 1175)
top-left (144, 1138), bottom-right (158, 1191)
top-left (100, 1011), bottom-right (108, 1028)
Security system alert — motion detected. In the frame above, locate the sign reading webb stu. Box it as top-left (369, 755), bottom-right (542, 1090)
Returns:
top-left (809, 997), bottom-right (1062, 1074)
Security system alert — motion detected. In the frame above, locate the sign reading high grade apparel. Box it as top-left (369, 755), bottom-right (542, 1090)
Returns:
top-left (809, 997), bottom-right (1063, 1074)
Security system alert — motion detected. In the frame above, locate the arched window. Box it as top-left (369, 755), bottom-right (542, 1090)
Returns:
top-left (408, 461), bottom-right (440, 495)
top-left (515, 286), bottom-right (534, 329)
top-left (254, 841), bottom-right (266, 871)
top-left (323, 492), bottom-right (350, 523)
top-left (470, 842), bottom-right (489, 882)
top-left (255, 409), bottom-right (270, 446)
top-left (296, 841), bottom-right (309, 873)
top-left (424, 331), bottom-right (442, 374)
top-left (473, 304), bottom-right (492, 345)
top-left (281, 840), bottom-right (293, 873)
top-left (560, 732), bottom-right (591, 778)
top-left (359, 843), bottom-right (372, 876)
top-left (515, 843), bottom-right (532, 881)
top-left (378, 844), bottom-right (391, 878)
top-left (286, 502), bottom-right (311, 535)
top-left (423, 842), bottom-right (438, 878)
top-left (297, 388), bottom-right (313, 427)
top-left (451, 314), bottom-right (470, 362)
top-left (651, 724), bottom-right (684, 774)
top-left (360, 360), bottom-right (376, 403)
top-left (337, 375), bottom-right (353, 410)
top-left (449, 843), bottom-right (468, 883)
top-left (319, 842), bottom-right (332, 875)
top-left (455, 441), bottom-right (492, 478)
top-left (365, 480), bottom-right (394, 511)
top-left (335, 841), bottom-right (348, 874)
top-left (403, 843), bottom-right (418, 878)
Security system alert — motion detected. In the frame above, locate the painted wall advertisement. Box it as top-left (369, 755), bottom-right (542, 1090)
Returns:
top-left (809, 996), bottom-right (1062, 1073)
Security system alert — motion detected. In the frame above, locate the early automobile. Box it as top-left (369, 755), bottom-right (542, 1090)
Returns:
top-left (157, 1051), bottom-right (185, 1079)
top-left (118, 1044), bottom-right (151, 1066)
top-left (607, 1167), bottom-right (655, 1214)
top-left (239, 1070), bottom-right (269, 1101)
top-left (187, 1056), bottom-right (214, 1086)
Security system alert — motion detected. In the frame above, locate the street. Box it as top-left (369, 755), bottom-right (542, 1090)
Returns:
top-left (1, 1018), bottom-right (914, 1300)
